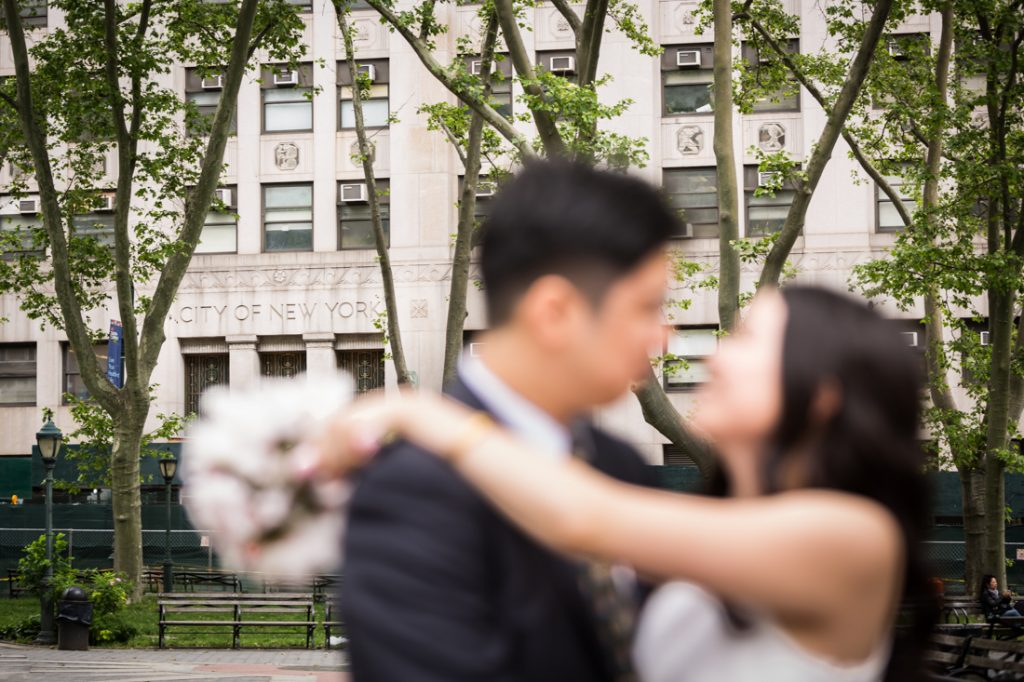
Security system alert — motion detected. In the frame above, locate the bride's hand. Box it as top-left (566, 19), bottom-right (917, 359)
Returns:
top-left (312, 391), bottom-right (485, 478)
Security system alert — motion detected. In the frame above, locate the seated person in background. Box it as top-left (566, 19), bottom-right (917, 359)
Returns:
top-left (979, 575), bottom-right (1022, 620)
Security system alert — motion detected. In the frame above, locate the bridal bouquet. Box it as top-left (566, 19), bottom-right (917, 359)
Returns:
top-left (182, 373), bottom-right (354, 580)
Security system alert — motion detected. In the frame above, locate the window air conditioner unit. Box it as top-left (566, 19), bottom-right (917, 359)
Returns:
top-left (676, 50), bottom-right (702, 68)
top-left (758, 171), bottom-right (782, 186)
top-left (550, 56), bottom-right (576, 74)
top-left (900, 331), bottom-right (919, 347)
top-left (96, 194), bottom-right (115, 212)
top-left (468, 342), bottom-right (486, 357)
top-left (201, 74), bottom-right (224, 90)
top-left (340, 183), bottom-right (368, 203)
top-left (273, 69), bottom-right (299, 86)
top-left (475, 180), bottom-right (496, 198)
top-left (470, 60), bottom-right (484, 76)
top-left (758, 50), bottom-right (772, 64)
top-left (214, 188), bottom-right (233, 206)
top-left (357, 64), bottom-right (377, 82)
top-left (980, 331), bottom-right (991, 346)
top-left (18, 198), bottom-right (37, 214)
top-left (887, 39), bottom-right (906, 59)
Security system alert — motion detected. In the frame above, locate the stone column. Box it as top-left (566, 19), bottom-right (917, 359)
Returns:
top-left (227, 335), bottom-right (260, 392)
top-left (303, 332), bottom-right (337, 378)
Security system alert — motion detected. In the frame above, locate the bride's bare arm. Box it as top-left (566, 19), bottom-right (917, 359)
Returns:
top-left (319, 393), bottom-right (902, 622)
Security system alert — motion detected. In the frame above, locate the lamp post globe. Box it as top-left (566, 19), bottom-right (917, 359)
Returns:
top-left (33, 418), bottom-right (62, 646)
top-left (160, 457), bottom-right (178, 593)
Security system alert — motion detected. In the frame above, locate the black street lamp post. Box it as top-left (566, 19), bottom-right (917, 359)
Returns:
top-left (159, 457), bottom-right (178, 593)
top-left (34, 418), bottom-right (62, 646)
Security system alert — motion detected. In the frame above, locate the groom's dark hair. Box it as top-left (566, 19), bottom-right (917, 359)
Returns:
top-left (479, 159), bottom-right (679, 325)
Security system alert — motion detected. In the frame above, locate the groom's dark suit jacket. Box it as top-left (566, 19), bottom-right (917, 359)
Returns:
top-left (341, 376), bottom-right (657, 682)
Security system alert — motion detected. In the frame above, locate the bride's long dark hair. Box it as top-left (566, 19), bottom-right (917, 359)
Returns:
top-left (710, 286), bottom-right (938, 681)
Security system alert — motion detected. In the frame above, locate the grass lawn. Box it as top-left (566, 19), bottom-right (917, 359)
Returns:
top-left (0, 596), bottom-right (338, 649)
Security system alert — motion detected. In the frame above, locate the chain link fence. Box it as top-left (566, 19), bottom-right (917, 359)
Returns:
top-left (0, 527), bottom-right (219, 576)
top-left (3, 528), bottom-right (1024, 597)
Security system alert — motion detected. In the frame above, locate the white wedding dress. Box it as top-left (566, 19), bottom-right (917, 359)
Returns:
top-left (633, 582), bottom-right (891, 682)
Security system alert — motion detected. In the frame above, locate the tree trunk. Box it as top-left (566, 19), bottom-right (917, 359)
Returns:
top-left (337, 7), bottom-right (413, 385)
top-left (983, 288), bottom-right (1013, 588)
top-left (442, 13), bottom-right (499, 387)
top-left (110, 412), bottom-right (147, 600)
top-left (633, 365), bottom-right (716, 478)
top-left (712, 0), bottom-right (740, 332)
top-left (962, 465), bottom-right (987, 593)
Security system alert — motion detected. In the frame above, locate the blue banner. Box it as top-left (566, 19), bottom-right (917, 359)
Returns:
top-left (107, 320), bottom-right (123, 389)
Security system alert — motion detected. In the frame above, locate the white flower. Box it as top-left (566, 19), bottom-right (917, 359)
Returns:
top-left (182, 372), bottom-right (354, 579)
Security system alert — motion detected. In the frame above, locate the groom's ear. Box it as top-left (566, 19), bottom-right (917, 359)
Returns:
top-left (518, 274), bottom-right (590, 350)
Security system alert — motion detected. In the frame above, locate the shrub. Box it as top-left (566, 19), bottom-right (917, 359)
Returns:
top-left (16, 533), bottom-right (75, 601)
top-left (0, 615), bottom-right (40, 642)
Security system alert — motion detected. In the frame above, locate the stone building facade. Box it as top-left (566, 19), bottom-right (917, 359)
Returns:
top-left (0, 0), bottom-right (939, 463)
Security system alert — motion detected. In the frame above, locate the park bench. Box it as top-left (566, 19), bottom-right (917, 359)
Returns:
top-left (6, 568), bottom-right (26, 598)
top-left (176, 569), bottom-right (241, 593)
top-left (926, 632), bottom-right (1024, 680)
top-left (323, 596), bottom-right (345, 648)
top-left (158, 592), bottom-right (315, 649)
top-left (942, 598), bottom-right (983, 625)
top-left (264, 574), bottom-right (341, 602)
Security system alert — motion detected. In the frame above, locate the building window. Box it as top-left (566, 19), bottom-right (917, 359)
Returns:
top-left (338, 179), bottom-right (390, 250)
top-left (663, 168), bottom-right (718, 238)
top-left (196, 186), bottom-right (237, 254)
top-left (0, 344), bottom-right (36, 406)
top-left (662, 444), bottom-right (698, 468)
top-left (184, 354), bottom-right (228, 416)
top-left (62, 343), bottom-right (108, 403)
top-left (286, 0), bottom-right (313, 10)
top-left (662, 45), bottom-right (714, 116)
top-left (741, 41), bottom-right (800, 112)
top-left (0, 0), bottom-right (46, 28)
top-left (262, 64), bottom-right (313, 133)
top-left (339, 59), bottom-right (390, 129)
top-left (71, 193), bottom-right (116, 247)
top-left (464, 54), bottom-right (514, 119)
top-left (876, 169), bottom-right (917, 233)
top-left (0, 196), bottom-right (44, 259)
top-left (664, 328), bottom-right (718, 390)
top-left (263, 183), bottom-right (313, 252)
top-left (536, 50), bottom-right (578, 82)
top-left (337, 349), bottom-right (385, 394)
top-left (457, 175), bottom-right (499, 247)
top-left (184, 68), bottom-right (237, 137)
top-left (260, 351), bottom-right (306, 379)
top-left (744, 166), bottom-right (796, 237)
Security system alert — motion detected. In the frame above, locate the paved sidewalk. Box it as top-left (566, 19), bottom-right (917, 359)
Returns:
top-left (0, 642), bottom-right (349, 682)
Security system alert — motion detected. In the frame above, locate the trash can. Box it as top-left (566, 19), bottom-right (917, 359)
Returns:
top-left (56, 586), bottom-right (92, 651)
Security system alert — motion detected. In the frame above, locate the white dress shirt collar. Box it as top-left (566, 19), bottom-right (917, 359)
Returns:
top-left (458, 353), bottom-right (571, 460)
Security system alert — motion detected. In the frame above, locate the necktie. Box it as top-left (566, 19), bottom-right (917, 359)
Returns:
top-left (571, 425), bottom-right (640, 682)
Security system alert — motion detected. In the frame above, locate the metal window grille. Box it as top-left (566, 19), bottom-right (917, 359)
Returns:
top-left (260, 351), bottom-right (306, 379)
top-left (184, 354), bottom-right (229, 416)
top-left (337, 350), bottom-right (385, 394)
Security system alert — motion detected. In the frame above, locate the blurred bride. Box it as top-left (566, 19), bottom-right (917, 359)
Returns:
top-left (317, 286), bottom-right (938, 682)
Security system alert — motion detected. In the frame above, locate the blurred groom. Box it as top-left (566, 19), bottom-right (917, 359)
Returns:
top-left (341, 160), bottom-right (679, 682)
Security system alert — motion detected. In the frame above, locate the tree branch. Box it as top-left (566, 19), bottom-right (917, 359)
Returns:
top-left (633, 365), bottom-right (717, 480)
top-left (102, 0), bottom-right (144, 394)
top-left (138, 0), bottom-right (261, 380)
top-left (363, 0), bottom-right (535, 158)
top-left (2, 0), bottom-right (119, 409)
top-left (336, 1), bottom-right (413, 384)
top-left (576, 0), bottom-right (609, 87)
top-left (757, 0), bottom-right (895, 287)
top-left (549, 0), bottom-right (582, 36)
top-left (492, 0), bottom-right (567, 157)
top-left (442, 9), bottom-right (500, 386)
